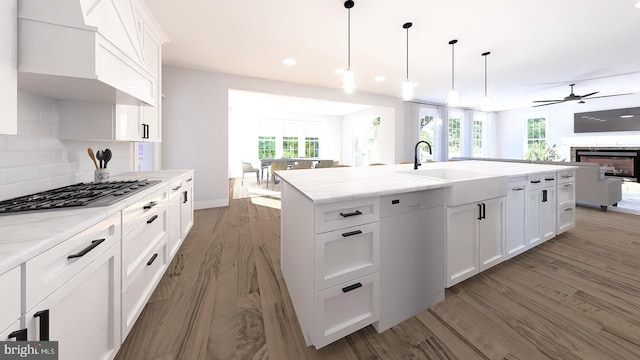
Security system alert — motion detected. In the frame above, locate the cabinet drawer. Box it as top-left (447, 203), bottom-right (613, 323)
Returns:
top-left (315, 197), bottom-right (379, 233)
top-left (528, 172), bottom-right (556, 189)
top-left (557, 169), bottom-right (575, 184)
top-left (123, 205), bottom-right (167, 287)
top-left (168, 178), bottom-right (184, 199)
top-left (379, 189), bottom-right (444, 217)
top-left (314, 272), bottom-right (379, 349)
top-left (25, 212), bottom-right (121, 312)
top-left (0, 267), bottom-right (20, 334)
top-left (315, 222), bottom-right (379, 290)
top-left (557, 182), bottom-right (575, 205)
top-left (122, 185), bottom-right (168, 236)
top-left (558, 206), bottom-right (576, 234)
top-left (122, 236), bottom-right (168, 339)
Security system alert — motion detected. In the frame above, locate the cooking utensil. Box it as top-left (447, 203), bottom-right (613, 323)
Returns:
top-left (88, 148), bottom-right (99, 169)
top-left (103, 149), bottom-right (112, 168)
top-left (96, 150), bottom-right (104, 169)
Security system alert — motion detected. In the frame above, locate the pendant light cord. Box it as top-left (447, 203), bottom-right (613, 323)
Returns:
top-left (482, 51), bottom-right (490, 96)
top-left (449, 39), bottom-right (458, 90)
top-left (347, 7), bottom-right (351, 69)
top-left (406, 26), bottom-right (409, 80)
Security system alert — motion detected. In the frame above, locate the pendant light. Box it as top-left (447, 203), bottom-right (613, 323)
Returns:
top-left (401, 22), bottom-right (414, 101)
top-left (479, 51), bottom-right (493, 111)
top-left (447, 39), bottom-right (460, 107)
top-left (342, 1), bottom-right (356, 94)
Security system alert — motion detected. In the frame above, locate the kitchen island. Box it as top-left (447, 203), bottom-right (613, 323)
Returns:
top-left (277, 160), bottom-right (576, 349)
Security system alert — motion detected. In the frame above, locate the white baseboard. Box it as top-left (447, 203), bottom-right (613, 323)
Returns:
top-left (195, 198), bottom-right (229, 209)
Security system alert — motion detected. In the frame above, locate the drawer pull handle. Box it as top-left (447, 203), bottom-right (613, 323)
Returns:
top-left (561, 174), bottom-right (573, 178)
top-left (144, 201), bottom-right (158, 210)
top-left (147, 253), bottom-right (158, 266)
top-left (512, 187), bottom-right (524, 191)
top-left (342, 230), bottom-right (363, 237)
top-left (172, 185), bottom-right (182, 191)
top-left (339, 210), bottom-right (362, 217)
top-left (147, 215), bottom-right (159, 224)
top-left (564, 208), bottom-right (574, 212)
top-left (8, 328), bottom-right (27, 341)
top-left (545, 177), bottom-right (555, 181)
top-left (342, 282), bottom-right (362, 293)
top-left (183, 190), bottom-right (188, 204)
top-left (542, 189), bottom-right (548, 202)
top-left (530, 180), bottom-right (541, 184)
top-left (67, 239), bottom-right (105, 259)
top-left (186, 177), bottom-right (193, 182)
top-left (34, 309), bottom-right (49, 341)
top-left (564, 184), bottom-right (573, 188)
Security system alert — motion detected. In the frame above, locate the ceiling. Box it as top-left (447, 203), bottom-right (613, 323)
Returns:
top-left (144, 0), bottom-right (640, 112)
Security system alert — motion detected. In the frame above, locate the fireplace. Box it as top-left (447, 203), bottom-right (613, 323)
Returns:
top-left (575, 149), bottom-right (640, 182)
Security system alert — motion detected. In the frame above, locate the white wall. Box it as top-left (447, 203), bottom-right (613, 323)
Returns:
top-left (161, 66), bottom-right (406, 209)
top-left (0, 91), bottom-right (133, 201)
top-left (496, 93), bottom-right (640, 160)
top-left (227, 107), bottom-right (342, 177)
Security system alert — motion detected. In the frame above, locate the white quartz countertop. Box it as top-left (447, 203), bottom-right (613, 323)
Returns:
top-left (276, 161), bottom-right (576, 204)
top-left (0, 170), bottom-right (193, 275)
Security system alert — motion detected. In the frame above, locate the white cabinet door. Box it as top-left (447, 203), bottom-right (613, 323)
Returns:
top-left (0, 0), bottom-right (17, 135)
top-left (526, 189), bottom-right (543, 247)
top-left (479, 197), bottom-right (505, 271)
top-left (24, 242), bottom-right (121, 360)
top-left (167, 192), bottom-right (182, 258)
top-left (505, 184), bottom-right (527, 259)
top-left (181, 178), bottom-right (194, 239)
top-left (1, 319), bottom-right (23, 342)
top-left (0, 266), bottom-right (20, 335)
top-left (541, 186), bottom-right (556, 241)
top-left (446, 203), bottom-right (479, 287)
top-left (114, 104), bottom-right (142, 141)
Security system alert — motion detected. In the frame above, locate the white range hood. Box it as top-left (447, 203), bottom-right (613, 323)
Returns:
top-left (18, 0), bottom-right (156, 106)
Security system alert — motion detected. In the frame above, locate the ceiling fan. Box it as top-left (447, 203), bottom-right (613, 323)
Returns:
top-left (532, 84), bottom-right (632, 107)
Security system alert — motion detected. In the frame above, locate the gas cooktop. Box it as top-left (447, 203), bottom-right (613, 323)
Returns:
top-left (0, 179), bottom-right (161, 215)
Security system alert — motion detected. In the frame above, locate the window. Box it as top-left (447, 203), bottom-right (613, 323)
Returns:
top-left (258, 136), bottom-right (276, 159)
top-left (419, 114), bottom-right (435, 161)
top-left (472, 118), bottom-right (483, 157)
top-left (282, 136), bottom-right (299, 158)
top-left (305, 137), bottom-right (320, 157)
top-left (526, 117), bottom-right (547, 159)
top-left (448, 116), bottom-right (461, 158)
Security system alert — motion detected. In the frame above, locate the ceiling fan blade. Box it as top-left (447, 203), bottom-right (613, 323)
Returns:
top-left (533, 99), bottom-right (563, 103)
top-left (580, 91), bottom-right (599, 98)
top-left (533, 101), bottom-right (565, 107)
top-left (586, 92), bottom-right (634, 99)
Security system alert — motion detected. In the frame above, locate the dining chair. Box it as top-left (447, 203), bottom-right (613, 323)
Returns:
top-left (293, 160), bottom-right (313, 169)
top-left (271, 161), bottom-right (289, 189)
top-left (315, 160), bottom-right (335, 168)
top-left (241, 161), bottom-right (260, 186)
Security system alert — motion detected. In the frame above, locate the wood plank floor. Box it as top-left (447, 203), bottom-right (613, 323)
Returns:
top-left (115, 179), bottom-right (640, 360)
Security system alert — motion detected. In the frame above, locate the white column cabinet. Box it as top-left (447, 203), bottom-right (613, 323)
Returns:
top-left (446, 196), bottom-right (505, 287)
top-left (0, 266), bottom-right (22, 341)
top-left (0, 0), bottom-right (17, 135)
top-left (505, 179), bottom-right (528, 259)
top-left (556, 169), bottom-right (576, 234)
top-left (181, 174), bottom-right (194, 239)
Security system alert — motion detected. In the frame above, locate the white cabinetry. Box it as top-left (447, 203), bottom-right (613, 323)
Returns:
top-left (58, 101), bottom-right (144, 141)
top-left (23, 213), bottom-right (121, 360)
top-left (446, 197), bottom-right (505, 287)
top-left (281, 184), bottom-right (379, 349)
top-left (121, 185), bottom-right (169, 340)
top-left (0, 0), bottom-right (17, 135)
top-left (182, 174), bottom-right (194, 239)
top-left (556, 169), bottom-right (576, 234)
top-left (505, 178), bottom-right (528, 259)
top-left (526, 173), bottom-right (557, 246)
top-left (376, 189), bottom-right (445, 332)
top-left (0, 266), bottom-right (22, 341)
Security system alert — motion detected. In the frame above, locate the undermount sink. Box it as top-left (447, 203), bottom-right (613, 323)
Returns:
top-left (398, 168), bottom-right (508, 206)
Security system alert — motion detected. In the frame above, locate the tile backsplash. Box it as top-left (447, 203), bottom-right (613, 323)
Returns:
top-left (0, 91), bottom-right (133, 201)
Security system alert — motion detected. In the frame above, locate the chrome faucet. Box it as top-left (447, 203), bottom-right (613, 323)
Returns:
top-left (414, 140), bottom-right (432, 170)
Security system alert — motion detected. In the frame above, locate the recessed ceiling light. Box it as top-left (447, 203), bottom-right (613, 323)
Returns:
top-left (635, 1), bottom-right (640, 8)
top-left (282, 58), bottom-right (297, 66)
top-left (374, 76), bottom-right (386, 82)
top-left (335, 68), bottom-right (345, 75)
top-left (620, 114), bottom-right (634, 118)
